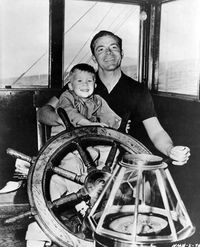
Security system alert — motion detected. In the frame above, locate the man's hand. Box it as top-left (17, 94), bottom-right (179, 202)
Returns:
top-left (168, 146), bottom-right (191, 166)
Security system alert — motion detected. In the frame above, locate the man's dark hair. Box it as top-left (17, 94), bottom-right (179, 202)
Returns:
top-left (70, 63), bottom-right (96, 76)
top-left (90, 30), bottom-right (122, 55)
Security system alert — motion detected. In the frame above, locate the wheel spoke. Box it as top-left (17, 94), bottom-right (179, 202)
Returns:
top-left (75, 142), bottom-right (96, 172)
top-left (57, 107), bottom-right (74, 131)
top-left (103, 142), bottom-right (119, 172)
top-left (50, 188), bottom-right (90, 208)
top-left (51, 166), bottom-right (85, 185)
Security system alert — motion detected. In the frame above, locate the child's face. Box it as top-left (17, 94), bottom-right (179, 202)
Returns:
top-left (69, 69), bottom-right (96, 99)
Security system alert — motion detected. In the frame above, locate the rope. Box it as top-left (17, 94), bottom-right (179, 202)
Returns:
top-left (11, 2), bottom-right (98, 85)
top-left (65, 4), bottom-right (114, 72)
top-left (83, 6), bottom-right (138, 65)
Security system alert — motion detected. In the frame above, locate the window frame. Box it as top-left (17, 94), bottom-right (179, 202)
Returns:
top-left (146, 0), bottom-right (200, 101)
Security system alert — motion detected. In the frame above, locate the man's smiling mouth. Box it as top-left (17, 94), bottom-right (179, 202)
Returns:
top-left (105, 57), bottom-right (115, 62)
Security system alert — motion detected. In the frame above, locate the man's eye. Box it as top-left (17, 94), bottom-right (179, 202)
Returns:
top-left (111, 45), bottom-right (119, 50)
top-left (97, 47), bottom-right (105, 53)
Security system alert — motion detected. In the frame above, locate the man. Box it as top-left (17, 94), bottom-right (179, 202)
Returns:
top-left (38, 30), bottom-right (190, 165)
top-left (0, 30), bottom-right (190, 247)
top-left (0, 30), bottom-right (190, 194)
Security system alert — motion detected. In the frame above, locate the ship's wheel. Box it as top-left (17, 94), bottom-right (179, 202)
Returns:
top-left (27, 126), bottom-right (151, 247)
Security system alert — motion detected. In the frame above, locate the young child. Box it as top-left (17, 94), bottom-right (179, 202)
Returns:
top-left (50, 63), bottom-right (121, 201)
top-left (51, 63), bottom-right (121, 135)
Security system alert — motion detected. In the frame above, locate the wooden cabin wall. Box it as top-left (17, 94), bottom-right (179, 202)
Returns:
top-left (0, 89), bottom-right (59, 247)
top-left (0, 90), bottom-right (199, 245)
top-left (0, 89), bottom-right (57, 201)
top-left (0, 90), bottom-right (37, 191)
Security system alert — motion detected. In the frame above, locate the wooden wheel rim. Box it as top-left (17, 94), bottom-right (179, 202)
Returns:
top-left (28, 126), bottom-right (151, 247)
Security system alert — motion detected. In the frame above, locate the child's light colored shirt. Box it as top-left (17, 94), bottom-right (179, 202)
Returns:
top-left (51, 90), bottom-right (121, 136)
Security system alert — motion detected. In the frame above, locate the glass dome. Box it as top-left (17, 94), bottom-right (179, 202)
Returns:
top-left (88, 153), bottom-right (195, 247)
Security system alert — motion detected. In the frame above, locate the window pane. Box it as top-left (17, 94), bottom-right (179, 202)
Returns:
top-left (0, 0), bottom-right (49, 88)
top-left (64, 0), bottom-right (139, 81)
top-left (159, 0), bottom-right (200, 96)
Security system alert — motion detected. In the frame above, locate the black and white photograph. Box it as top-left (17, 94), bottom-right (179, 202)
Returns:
top-left (0, 0), bottom-right (200, 246)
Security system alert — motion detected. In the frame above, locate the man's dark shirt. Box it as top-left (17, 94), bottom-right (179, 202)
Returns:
top-left (94, 72), bottom-right (156, 124)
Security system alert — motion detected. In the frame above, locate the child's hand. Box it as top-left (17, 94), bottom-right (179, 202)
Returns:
top-left (77, 119), bottom-right (108, 127)
top-left (88, 122), bottom-right (108, 127)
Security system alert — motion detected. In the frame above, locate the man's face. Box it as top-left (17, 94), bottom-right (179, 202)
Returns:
top-left (69, 69), bottom-right (96, 99)
top-left (92, 35), bottom-right (123, 71)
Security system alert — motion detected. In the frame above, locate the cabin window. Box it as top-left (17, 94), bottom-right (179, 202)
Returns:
top-left (0, 0), bottom-right (49, 88)
top-left (158, 0), bottom-right (200, 97)
top-left (64, 0), bottom-right (140, 81)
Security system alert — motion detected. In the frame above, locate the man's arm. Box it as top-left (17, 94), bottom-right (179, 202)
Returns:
top-left (143, 117), bottom-right (190, 165)
top-left (37, 96), bottom-right (63, 126)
